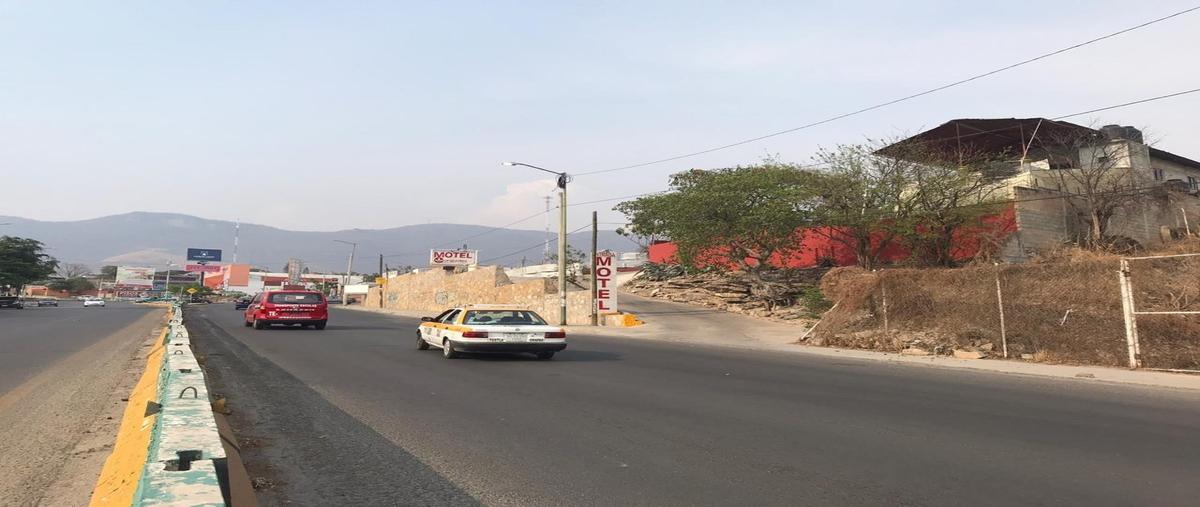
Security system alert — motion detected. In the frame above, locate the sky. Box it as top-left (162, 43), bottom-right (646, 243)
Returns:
top-left (2, 0), bottom-right (1198, 232)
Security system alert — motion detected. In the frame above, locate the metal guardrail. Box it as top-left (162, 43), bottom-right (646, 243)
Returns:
top-left (134, 303), bottom-right (227, 505)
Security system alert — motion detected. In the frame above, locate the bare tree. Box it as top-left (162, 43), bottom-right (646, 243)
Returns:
top-left (1036, 126), bottom-right (1151, 250)
top-left (901, 148), bottom-right (1017, 266)
top-left (57, 262), bottom-right (91, 278)
top-left (809, 140), bottom-right (916, 269)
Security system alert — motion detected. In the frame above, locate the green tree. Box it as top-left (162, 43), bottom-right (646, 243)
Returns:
top-left (809, 142), bottom-right (917, 269)
top-left (901, 153), bottom-right (1016, 266)
top-left (100, 265), bottom-right (118, 278)
top-left (0, 236), bottom-right (59, 291)
top-left (48, 277), bottom-right (96, 294)
top-left (616, 162), bottom-right (819, 280)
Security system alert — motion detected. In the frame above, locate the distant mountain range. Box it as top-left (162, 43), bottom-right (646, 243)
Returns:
top-left (0, 212), bottom-right (635, 273)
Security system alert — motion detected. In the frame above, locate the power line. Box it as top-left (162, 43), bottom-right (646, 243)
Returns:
top-left (479, 224), bottom-right (592, 264)
top-left (871, 88), bottom-right (1200, 150)
top-left (573, 6), bottom-right (1200, 177)
top-left (569, 86), bottom-right (1200, 211)
top-left (1054, 87), bottom-right (1200, 119)
top-left (390, 87), bottom-right (1200, 263)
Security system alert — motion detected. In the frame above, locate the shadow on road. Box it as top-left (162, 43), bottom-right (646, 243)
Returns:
top-left (629, 308), bottom-right (722, 316)
top-left (256, 324), bottom-right (397, 331)
top-left (451, 349), bottom-right (622, 362)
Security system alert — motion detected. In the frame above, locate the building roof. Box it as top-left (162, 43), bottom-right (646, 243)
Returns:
top-left (878, 118), bottom-right (1200, 169)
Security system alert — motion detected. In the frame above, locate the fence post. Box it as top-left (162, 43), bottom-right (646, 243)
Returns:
top-left (1117, 259), bottom-right (1141, 369)
top-left (1182, 207), bottom-right (1193, 237)
top-left (994, 264), bottom-right (1008, 359)
top-left (880, 276), bottom-right (889, 336)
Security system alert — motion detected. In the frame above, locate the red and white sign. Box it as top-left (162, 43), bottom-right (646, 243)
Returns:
top-left (185, 264), bottom-right (222, 273)
top-left (429, 249), bottom-right (478, 267)
top-left (594, 251), bottom-right (617, 313)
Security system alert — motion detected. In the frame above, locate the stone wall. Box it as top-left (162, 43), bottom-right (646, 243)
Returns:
top-left (1010, 186), bottom-right (1200, 257)
top-left (372, 266), bottom-right (595, 324)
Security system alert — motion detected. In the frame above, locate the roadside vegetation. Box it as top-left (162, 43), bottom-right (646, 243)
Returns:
top-left (617, 138), bottom-right (1199, 368)
top-left (0, 236), bottom-right (58, 292)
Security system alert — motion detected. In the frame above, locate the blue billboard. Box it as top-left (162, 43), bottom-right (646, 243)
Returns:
top-left (186, 248), bottom-right (222, 262)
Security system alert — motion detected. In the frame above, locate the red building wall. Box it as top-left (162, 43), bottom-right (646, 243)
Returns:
top-left (648, 205), bottom-right (1017, 268)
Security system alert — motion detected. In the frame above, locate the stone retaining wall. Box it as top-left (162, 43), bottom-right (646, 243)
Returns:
top-left (370, 267), bottom-right (594, 324)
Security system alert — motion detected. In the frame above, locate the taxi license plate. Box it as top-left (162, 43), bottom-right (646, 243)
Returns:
top-left (501, 333), bottom-right (541, 342)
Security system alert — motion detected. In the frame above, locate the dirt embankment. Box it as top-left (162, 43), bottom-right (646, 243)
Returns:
top-left (623, 268), bottom-right (829, 324)
top-left (812, 243), bottom-right (1200, 369)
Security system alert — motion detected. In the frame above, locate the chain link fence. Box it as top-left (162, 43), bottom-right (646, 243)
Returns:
top-left (814, 255), bottom-right (1199, 370)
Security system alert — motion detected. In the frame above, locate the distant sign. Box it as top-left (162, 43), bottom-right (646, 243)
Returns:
top-left (186, 248), bottom-right (222, 262)
top-left (186, 288), bottom-right (198, 294)
top-left (115, 266), bottom-right (155, 288)
top-left (429, 249), bottom-right (478, 267)
top-left (594, 251), bottom-right (617, 313)
top-left (185, 264), bottom-right (222, 273)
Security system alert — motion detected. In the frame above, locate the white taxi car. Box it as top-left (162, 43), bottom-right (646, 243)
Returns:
top-left (83, 297), bottom-right (106, 308)
top-left (417, 305), bottom-right (567, 360)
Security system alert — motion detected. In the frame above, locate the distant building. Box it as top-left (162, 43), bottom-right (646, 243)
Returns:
top-left (649, 118), bottom-right (1200, 268)
top-left (215, 264), bottom-right (360, 294)
top-left (880, 118), bottom-right (1200, 260)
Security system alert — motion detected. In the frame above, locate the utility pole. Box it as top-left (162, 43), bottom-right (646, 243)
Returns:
top-left (557, 184), bottom-right (568, 325)
top-left (333, 240), bottom-right (357, 306)
top-left (544, 195), bottom-right (552, 263)
top-left (379, 254), bottom-right (384, 279)
top-left (590, 211), bottom-right (598, 326)
top-left (164, 262), bottom-right (175, 298)
top-left (233, 220), bottom-right (240, 264)
top-left (504, 162), bottom-right (570, 325)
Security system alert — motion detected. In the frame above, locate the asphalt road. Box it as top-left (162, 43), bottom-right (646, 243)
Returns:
top-left (0, 300), bottom-right (164, 505)
top-left (0, 301), bottom-right (156, 394)
top-left (189, 304), bottom-right (1200, 507)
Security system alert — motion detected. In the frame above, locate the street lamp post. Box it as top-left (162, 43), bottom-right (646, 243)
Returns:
top-left (503, 162), bottom-right (569, 325)
top-left (333, 240), bottom-right (357, 306)
top-left (164, 262), bottom-right (177, 298)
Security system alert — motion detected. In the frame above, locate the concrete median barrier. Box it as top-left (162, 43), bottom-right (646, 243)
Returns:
top-left (91, 303), bottom-right (230, 506)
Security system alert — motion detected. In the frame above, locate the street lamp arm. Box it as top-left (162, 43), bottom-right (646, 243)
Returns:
top-left (502, 161), bottom-right (563, 177)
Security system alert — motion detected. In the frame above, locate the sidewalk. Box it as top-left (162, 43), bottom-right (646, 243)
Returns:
top-left (602, 293), bottom-right (1200, 391)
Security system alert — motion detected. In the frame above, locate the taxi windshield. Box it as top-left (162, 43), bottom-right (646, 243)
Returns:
top-left (462, 310), bottom-right (547, 326)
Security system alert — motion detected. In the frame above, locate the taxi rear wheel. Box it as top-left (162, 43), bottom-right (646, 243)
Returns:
top-left (442, 339), bottom-right (459, 359)
top-left (535, 351), bottom-right (556, 360)
top-left (416, 334), bottom-right (430, 350)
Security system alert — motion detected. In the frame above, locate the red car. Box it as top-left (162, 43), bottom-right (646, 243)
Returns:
top-left (243, 290), bottom-right (329, 330)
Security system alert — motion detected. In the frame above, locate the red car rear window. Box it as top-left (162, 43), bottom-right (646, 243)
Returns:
top-left (269, 292), bottom-right (324, 304)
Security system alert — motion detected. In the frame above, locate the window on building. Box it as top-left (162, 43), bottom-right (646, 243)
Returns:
top-left (1153, 168), bottom-right (1165, 182)
top-left (1190, 176), bottom-right (1199, 191)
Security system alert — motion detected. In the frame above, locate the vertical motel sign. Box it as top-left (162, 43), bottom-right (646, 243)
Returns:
top-left (594, 251), bottom-right (617, 313)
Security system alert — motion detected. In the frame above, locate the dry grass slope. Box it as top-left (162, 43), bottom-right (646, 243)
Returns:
top-left (816, 239), bottom-right (1200, 368)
